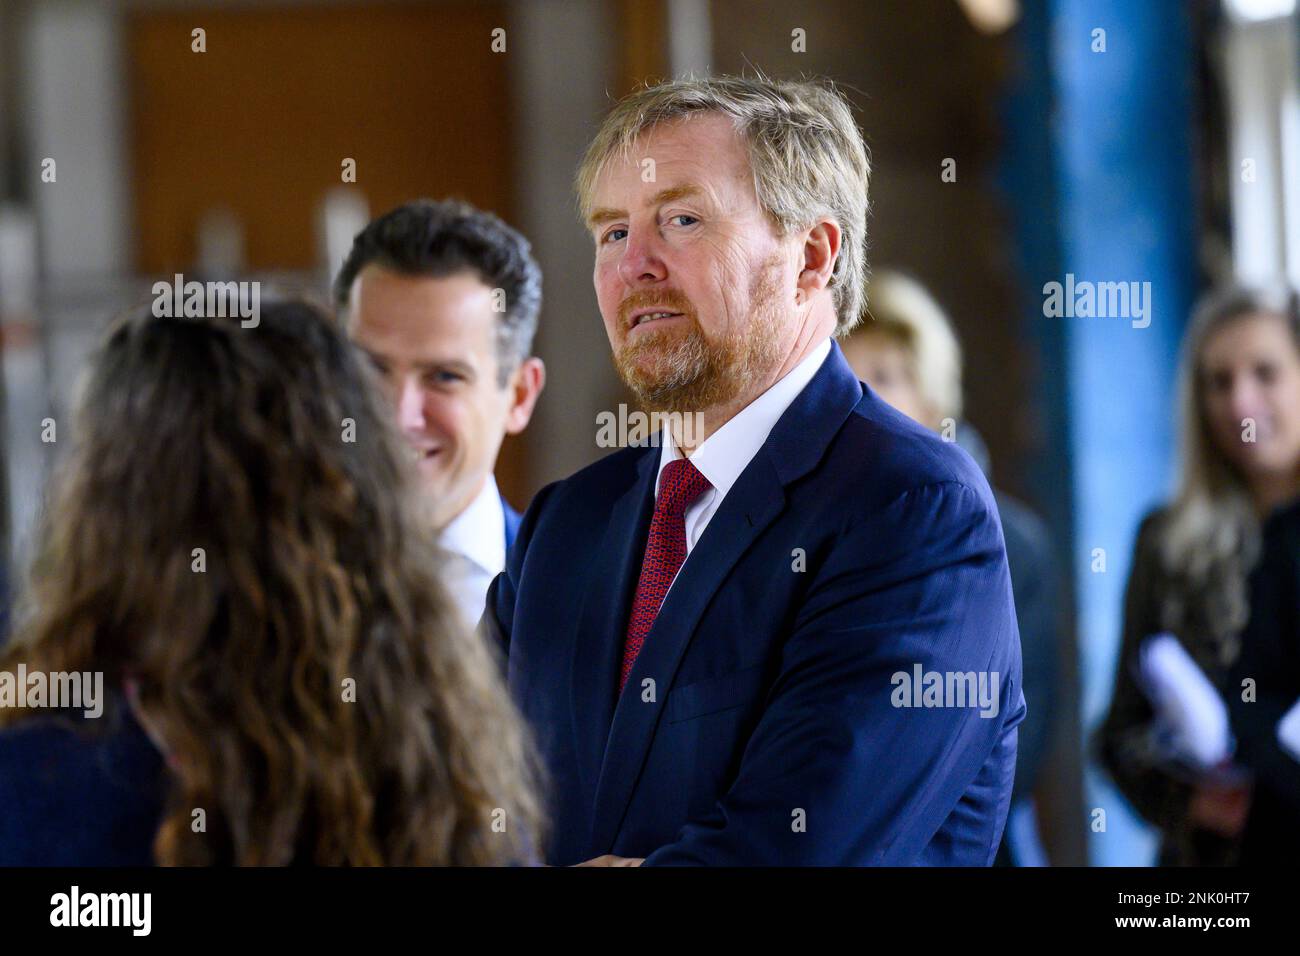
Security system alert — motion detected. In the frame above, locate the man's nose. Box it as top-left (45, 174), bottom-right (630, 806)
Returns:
top-left (617, 229), bottom-right (668, 286)
top-left (397, 377), bottom-right (426, 432)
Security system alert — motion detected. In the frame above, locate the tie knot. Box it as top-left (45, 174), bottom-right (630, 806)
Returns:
top-left (656, 457), bottom-right (712, 517)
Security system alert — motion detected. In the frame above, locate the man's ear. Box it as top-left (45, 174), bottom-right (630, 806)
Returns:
top-left (504, 356), bottom-right (546, 434)
top-left (796, 219), bottom-right (841, 303)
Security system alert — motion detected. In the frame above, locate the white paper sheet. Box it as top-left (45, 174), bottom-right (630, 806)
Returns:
top-left (1139, 632), bottom-right (1233, 769)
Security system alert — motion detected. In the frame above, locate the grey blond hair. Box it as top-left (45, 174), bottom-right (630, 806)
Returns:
top-left (576, 73), bottom-right (871, 334)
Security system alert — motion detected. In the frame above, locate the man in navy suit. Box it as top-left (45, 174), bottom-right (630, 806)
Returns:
top-left (335, 199), bottom-right (544, 625)
top-left (485, 75), bottom-right (1024, 866)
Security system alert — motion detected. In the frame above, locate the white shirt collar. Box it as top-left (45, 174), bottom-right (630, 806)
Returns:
top-left (439, 473), bottom-right (506, 576)
top-left (656, 337), bottom-right (832, 496)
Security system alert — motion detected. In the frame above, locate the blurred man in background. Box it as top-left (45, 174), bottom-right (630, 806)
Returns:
top-left (335, 199), bottom-right (546, 628)
top-left (842, 270), bottom-right (1061, 866)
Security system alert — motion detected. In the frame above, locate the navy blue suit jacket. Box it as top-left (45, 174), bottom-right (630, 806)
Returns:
top-left (485, 340), bottom-right (1024, 865)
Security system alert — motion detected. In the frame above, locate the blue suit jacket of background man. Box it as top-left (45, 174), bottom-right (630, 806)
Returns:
top-left (485, 340), bottom-right (1025, 865)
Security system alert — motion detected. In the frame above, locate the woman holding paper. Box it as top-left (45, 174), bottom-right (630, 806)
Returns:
top-left (1097, 284), bottom-right (1300, 866)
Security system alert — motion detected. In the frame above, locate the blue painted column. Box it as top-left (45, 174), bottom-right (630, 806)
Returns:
top-left (1004, 0), bottom-right (1200, 865)
top-left (1053, 0), bottom-right (1198, 866)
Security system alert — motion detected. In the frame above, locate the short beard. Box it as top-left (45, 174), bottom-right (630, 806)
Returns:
top-left (613, 256), bottom-right (787, 416)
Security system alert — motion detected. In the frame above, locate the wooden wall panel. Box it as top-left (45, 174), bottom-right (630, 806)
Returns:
top-left (126, 1), bottom-right (530, 504)
top-left (126, 1), bottom-right (513, 273)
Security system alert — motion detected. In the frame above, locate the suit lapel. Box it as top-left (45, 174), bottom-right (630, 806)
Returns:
top-left (586, 339), bottom-right (867, 853)
top-left (567, 446), bottom-right (658, 804)
top-left (589, 450), bottom-right (787, 851)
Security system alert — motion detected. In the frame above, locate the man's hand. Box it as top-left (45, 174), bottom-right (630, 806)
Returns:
top-left (573, 855), bottom-right (644, 867)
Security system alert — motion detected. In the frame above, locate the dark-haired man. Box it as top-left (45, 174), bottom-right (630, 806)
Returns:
top-left (335, 199), bottom-right (545, 627)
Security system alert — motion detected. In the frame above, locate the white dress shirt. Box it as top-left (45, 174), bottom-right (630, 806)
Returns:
top-left (654, 336), bottom-right (831, 586)
top-left (439, 473), bottom-right (507, 629)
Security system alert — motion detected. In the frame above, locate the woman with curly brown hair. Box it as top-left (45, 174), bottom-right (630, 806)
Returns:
top-left (0, 298), bottom-right (544, 865)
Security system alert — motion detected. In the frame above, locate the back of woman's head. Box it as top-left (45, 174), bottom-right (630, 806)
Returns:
top-left (1, 298), bottom-right (543, 865)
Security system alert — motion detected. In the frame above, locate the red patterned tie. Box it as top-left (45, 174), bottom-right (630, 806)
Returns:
top-left (619, 457), bottom-right (713, 692)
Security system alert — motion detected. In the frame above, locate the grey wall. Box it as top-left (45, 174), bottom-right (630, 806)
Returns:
top-left (509, 0), bottom-right (621, 489)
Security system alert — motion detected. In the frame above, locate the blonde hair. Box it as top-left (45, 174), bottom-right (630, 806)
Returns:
top-left (853, 271), bottom-right (963, 422)
top-left (575, 73), bottom-right (871, 334)
top-left (1160, 282), bottom-right (1300, 660)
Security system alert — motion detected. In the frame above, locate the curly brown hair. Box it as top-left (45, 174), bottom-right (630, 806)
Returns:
top-left (0, 297), bottom-right (544, 865)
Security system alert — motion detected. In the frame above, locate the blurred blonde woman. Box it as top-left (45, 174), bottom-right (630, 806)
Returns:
top-left (1097, 284), bottom-right (1300, 865)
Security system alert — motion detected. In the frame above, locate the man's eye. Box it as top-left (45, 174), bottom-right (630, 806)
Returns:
top-left (429, 370), bottom-right (464, 385)
top-left (602, 228), bottom-right (628, 244)
top-left (669, 214), bottom-right (698, 227)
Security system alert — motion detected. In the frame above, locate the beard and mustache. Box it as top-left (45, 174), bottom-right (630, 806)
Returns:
top-left (612, 256), bottom-right (787, 416)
